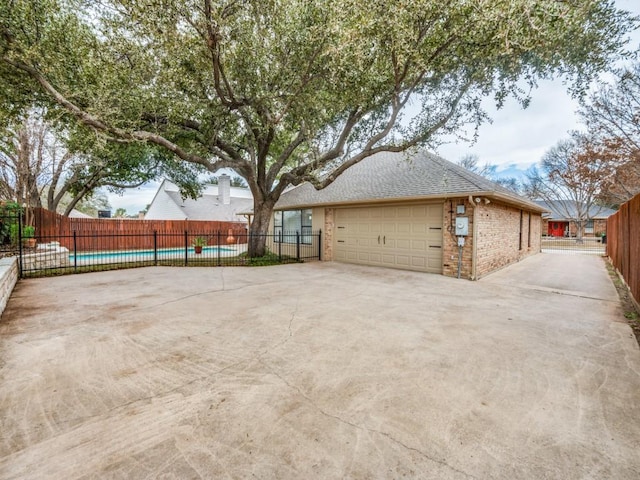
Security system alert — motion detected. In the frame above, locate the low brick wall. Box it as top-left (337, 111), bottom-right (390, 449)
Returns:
top-left (21, 244), bottom-right (70, 272)
top-left (0, 257), bottom-right (18, 317)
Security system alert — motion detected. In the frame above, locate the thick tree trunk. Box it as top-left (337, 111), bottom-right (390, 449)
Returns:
top-left (575, 220), bottom-right (584, 244)
top-left (247, 199), bottom-right (276, 257)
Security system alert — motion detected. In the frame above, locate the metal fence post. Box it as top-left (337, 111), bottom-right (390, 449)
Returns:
top-left (296, 231), bottom-right (300, 261)
top-left (153, 231), bottom-right (158, 265)
top-left (73, 231), bottom-right (77, 272)
top-left (217, 230), bottom-right (221, 266)
top-left (17, 214), bottom-right (23, 278)
top-left (184, 230), bottom-right (188, 266)
top-left (278, 231), bottom-right (282, 261)
top-left (318, 229), bottom-right (322, 261)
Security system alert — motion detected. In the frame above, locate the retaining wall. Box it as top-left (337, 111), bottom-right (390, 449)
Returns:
top-left (0, 257), bottom-right (18, 317)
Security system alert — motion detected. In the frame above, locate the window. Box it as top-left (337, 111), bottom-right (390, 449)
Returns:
top-left (585, 219), bottom-right (594, 234)
top-left (274, 209), bottom-right (312, 244)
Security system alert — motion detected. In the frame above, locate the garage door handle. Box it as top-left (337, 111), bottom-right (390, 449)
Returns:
top-left (383, 236), bottom-right (386, 245)
top-left (378, 235), bottom-right (380, 244)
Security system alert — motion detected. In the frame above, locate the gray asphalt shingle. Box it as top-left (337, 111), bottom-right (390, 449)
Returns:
top-left (534, 200), bottom-right (617, 220)
top-left (276, 150), bottom-right (537, 209)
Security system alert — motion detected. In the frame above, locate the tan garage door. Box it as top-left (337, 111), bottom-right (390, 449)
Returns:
top-left (334, 204), bottom-right (443, 273)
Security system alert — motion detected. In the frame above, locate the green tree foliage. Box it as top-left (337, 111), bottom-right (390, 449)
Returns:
top-left (0, 0), bottom-right (633, 255)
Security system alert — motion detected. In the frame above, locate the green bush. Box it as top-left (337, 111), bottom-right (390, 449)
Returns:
top-left (0, 202), bottom-right (23, 245)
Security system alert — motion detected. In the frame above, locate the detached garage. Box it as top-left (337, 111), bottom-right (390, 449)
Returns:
top-left (334, 204), bottom-right (443, 274)
top-left (273, 151), bottom-right (544, 280)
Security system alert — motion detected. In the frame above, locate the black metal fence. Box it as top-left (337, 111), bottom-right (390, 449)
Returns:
top-left (18, 229), bottom-right (322, 278)
top-left (541, 233), bottom-right (607, 255)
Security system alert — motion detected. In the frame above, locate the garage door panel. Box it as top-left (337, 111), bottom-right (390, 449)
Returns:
top-left (397, 239), bottom-right (411, 249)
top-left (412, 224), bottom-right (427, 234)
top-left (411, 239), bottom-right (427, 250)
top-left (411, 257), bottom-right (427, 268)
top-left (334, 203), bottom-right (443, 274)
top-left (411, 205), bottom-right (426, 216)
top-left (382, 254), bottom-right (395, 264)
top-left (396, 255), bottom-right (410, 266)
top-left (397, 222), bottom-right (411, 234)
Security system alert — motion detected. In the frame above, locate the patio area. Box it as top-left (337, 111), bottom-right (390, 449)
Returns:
top-left (1, 256), bottom-right (639, 479)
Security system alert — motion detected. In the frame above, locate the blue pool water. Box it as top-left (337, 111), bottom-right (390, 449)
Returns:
top-left (70, 246), bottom-right (235, 262)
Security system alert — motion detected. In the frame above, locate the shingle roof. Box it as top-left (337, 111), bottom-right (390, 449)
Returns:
top-left (534, 200), bottom-right (617, 220)
top-left (275, 150), bottom-right (542, 211)
top-left (166, 191), bottom-right (253, 222)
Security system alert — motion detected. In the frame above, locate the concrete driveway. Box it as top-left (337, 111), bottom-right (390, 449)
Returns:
top-left (1, 255), bottom-right (639, 479)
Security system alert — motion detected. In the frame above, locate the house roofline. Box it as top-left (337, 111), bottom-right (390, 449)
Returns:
top-left (273, 191), bottom-right (546, 213)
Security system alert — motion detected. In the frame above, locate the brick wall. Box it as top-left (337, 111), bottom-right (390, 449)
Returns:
top-left (565, 219), bottom-right (608, 237)
top-left (474, 202), bottom-right (541, 279)
top-left (323, 208), bottom-right (335, 261)
top-left (542, 218), bottom-right (608, 237)
top-left (442, 199), bottom-right (475, 279)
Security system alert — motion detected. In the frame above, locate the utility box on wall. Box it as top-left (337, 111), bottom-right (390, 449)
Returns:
top-left (455, 217), bottom-right (469, 236)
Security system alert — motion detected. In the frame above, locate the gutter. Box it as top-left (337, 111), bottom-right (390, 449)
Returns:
top-left (274, 191), bottom-right (548, 214)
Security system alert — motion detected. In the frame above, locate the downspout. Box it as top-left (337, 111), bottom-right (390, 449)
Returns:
top-left (472, 202), bottom-right (479, 280)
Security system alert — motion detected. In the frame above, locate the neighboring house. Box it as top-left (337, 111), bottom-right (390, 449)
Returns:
top-left (271, 151), bottom-right (545, 280)
top-left (67, 209), bottom-right (93, 219)
top-left (535, 200), bottom-right (616, 238)
top-left (145, 175), bottom-right (253, 223)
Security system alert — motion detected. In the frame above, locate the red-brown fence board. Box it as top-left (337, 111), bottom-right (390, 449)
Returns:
top-left (607, 194), bottom-right (640, 309)
top-left (33, 208), bottom-right (247, 251)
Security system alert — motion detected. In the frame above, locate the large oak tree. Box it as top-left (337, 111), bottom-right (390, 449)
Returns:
top-left (526, 133), bottom-right (616, 241)
top-left (0, 0), bottom-right (633, 255)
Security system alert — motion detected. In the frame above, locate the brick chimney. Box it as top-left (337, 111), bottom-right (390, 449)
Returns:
top-left (219, 174), bottom-right (231, 205)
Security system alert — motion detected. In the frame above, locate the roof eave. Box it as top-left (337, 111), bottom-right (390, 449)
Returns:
top-left (275, 190), bottom-right (547, 213)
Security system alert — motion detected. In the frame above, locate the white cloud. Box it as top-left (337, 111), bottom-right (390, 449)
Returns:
top-left (438, 0), bottom-right (640, 169)
top-left (437, 79), bottom-right (582, 169)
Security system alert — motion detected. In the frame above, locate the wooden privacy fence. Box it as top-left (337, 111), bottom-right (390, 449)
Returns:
top-left (607, 194), bottom-right (640, 308)
top-left (33, 208), bottom-right (247, 251)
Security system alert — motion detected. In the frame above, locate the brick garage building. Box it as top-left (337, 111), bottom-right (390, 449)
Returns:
top-left (273, 151), bottom-right (544, 280)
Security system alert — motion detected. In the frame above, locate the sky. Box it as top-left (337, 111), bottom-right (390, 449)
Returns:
top-left (106, 0), bottom-right (640, 215)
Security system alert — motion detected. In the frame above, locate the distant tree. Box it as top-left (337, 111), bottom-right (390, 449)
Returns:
top-left (231, 176), bottom-right (247, 188)
top-left (207, 174), bottom-right (246, 187)
top-left (0, 111), bottom-right (177, 217)
top-left (526, 133), bottom-right (616, 241)
top-left (457, 154), bottom-right (522, 194)
top-left (1, 0), bottom-right (632, 256)
top-left (113, 207), bottom-right (128, 218)
top-left (457, 154), bottom-right (497, 178)
top-left (579, 62), bottom-right (640, 204)
top-left (0, 113), bottom-right (48, 225)
top-left (78, 192), bottom-right (111, 217)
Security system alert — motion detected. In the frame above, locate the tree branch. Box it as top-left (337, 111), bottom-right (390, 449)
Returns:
top-left (2, 56), bottom-right (217, 170)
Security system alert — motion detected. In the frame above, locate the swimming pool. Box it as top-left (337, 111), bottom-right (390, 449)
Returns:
top-left (70, 246), bottom-right (238, 264)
